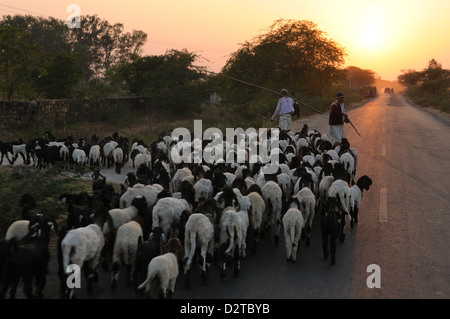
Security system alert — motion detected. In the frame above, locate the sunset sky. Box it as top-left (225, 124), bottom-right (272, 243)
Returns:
top-left (1, 0), bottom-right (449, 81)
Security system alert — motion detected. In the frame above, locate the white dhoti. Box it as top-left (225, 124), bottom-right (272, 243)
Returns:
top-left (279, 114), bottom-right (292, 131)
top-left (329, 125), bottom-right (345, 145)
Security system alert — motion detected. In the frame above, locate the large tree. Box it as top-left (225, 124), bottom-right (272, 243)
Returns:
top-left (222, 19), bottom-right (347, 101)
top-left (0, 14), bottom-right (147, 82)
top-left (107, 49), bottom-right (207, 112)
top-left (345, 66), bottom-right (376, 88)
top-left (398, 59), bottom-right (450, 95)
top-left (0, 26), bottom-right (44, 100)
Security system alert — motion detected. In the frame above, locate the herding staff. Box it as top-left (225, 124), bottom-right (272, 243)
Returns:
top-left (208, 71), bottom-right (363, 136)
top-left (207, 71), bottom-right (324, 115)
top-left (347, 119), bottom-right (362, 137)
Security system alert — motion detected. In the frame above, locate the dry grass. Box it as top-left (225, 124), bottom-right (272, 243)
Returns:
top-left (1, 102), bottom-right (269, 144)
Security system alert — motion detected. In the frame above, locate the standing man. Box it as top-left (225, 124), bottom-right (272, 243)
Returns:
top-left (328, 92), bottom-right (350, 145)
top-left (270, 89), bottom-right (295, 131)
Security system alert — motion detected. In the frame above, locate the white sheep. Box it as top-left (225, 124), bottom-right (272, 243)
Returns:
top-left (277, 172), bottom-right (293, 202)
top-left (152, 197), bottom-right (192, 239)
top-left (88, 145), bottom-right (101, 166)
top-left (282, 198), bottom-right (305, 263)
top-left (119, 183), bottom-right (162, 208)
top-left (137, 237), bottom-right (183, 299)
top-left (183, 213), bottom-right (215, 288)
top-left (294, 186), bottom-right (316, 246)
top-left (102, 141), bottom-right (116, 168)
top-left (171, 167), bottom-right (193, 193)
top-left (111, 218), bottom-right (144, 290)
top-left (339, 152), bottom-right (355, 185)
top-left (72, 148), bottom-right (86, 172)
top-left (61, 211), bottom-right (107, 297)
top-left (218, 207), bottom-right (247, 279)
top-left (317, 175), bottom-right (335, 215)
top-left (261, 180), bottom-right (283, 244)
top-left (246, 191), bottom-right (265, 253)
top-left (193, 178), bottom-right (214, 202)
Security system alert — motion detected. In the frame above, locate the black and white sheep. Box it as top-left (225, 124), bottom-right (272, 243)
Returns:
top-left (349, 175), bottom-right (372, 227)
top-left (134, 227), bottom-right (166, 293)
top-left (327, 179), bottom-right (351, 242)
top-left (0, 216), bottom-right (53, 299)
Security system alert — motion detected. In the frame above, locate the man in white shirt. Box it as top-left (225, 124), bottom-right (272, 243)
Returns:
top-left (270, 89), bottom-right (295, 131)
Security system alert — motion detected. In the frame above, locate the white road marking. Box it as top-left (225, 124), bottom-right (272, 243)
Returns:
top-left (382, 145), bottom-right (386, 157)
top-left (379, 188), bottom-right (388, 222)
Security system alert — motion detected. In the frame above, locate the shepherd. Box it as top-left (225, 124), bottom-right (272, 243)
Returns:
top-left (328, 92), bottom-right (350, 145)
top-left (270, 89), bottom-right (295, 131)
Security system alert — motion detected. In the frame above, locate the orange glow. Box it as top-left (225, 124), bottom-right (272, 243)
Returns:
top-left (1, 0), bottom-right (450, 81)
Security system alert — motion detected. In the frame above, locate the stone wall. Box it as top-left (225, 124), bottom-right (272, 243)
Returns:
top-left (0, 97), bottom-right (152, 131)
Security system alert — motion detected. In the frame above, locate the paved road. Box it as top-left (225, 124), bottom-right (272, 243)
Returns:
top-left (7, 93), bottom-right (450, 301)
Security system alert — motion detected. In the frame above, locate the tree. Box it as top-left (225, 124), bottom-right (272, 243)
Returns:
top-left (345, 66), bottom-right (376, 88)
top-left (0, 14), bottom-right (148, 83)
top-left (68, 15), bottom-right (147, 80)
top-left (398, 59), bottom-right (450, 95)
top-left (36, 51), bottom-right (83, 99)
top-left (107, 49), bottom-right (207, 112)
top-left (222, 19), bottom-right (347, 101)
top-left (0, 26), bottom-right (44, 100)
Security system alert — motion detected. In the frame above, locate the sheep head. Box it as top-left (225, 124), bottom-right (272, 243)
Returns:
top-left (165, 237), bottom-right (183, 262)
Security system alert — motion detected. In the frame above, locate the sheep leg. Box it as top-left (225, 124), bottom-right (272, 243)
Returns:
top-left (200, 245), bottom-right (208, 282)
top-left (330, 235), bottom-right (337, 265)
top-left (35, 272), bottom-right (46, 299)
top-left (274, 217), bottom-right (281, 245)
top-left (219, 243), bottom-right (227, 279)
top-left (339, 216), bottom-right (346, 242)
top-left (22, 273), bottom-right (34, 299)
top-left (321, 224), bottom-right (330, 261)
top-left (233, 244), bottom-right (240, 277)
top-left (284, 232), bottom-right (293, 262)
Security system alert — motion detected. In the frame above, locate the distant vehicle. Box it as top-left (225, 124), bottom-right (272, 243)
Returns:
top-left (384, 87), bottom-right (394, 94)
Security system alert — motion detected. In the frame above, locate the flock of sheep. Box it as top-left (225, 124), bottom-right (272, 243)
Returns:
top-left (0, 124), bottom-right (372, 299)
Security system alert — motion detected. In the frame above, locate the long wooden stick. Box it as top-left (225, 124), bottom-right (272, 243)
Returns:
top-left (348, 119), bottom-right (362, 137)
top-left (208, 71), bottom-right (324, 114)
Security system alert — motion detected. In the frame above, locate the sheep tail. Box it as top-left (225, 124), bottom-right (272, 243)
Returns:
top-left (225, 224), bottom-right (235, 255)
top-left (62, 243), bottom-right (75, 273)
top-left (288, 222), bottom-right (296, 244)
top-left (185, 229), bottom-right (197, 268)
top-left (137, 266), bottom-right (158, 290)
